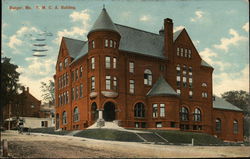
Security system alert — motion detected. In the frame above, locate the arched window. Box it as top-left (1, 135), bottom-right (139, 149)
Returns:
top-left (194, 108), bottom-right (201, 121)
top-left (144, 69), bottom-right (152, 85)
top-left (62, 111), bottom-right (67, 125)
top-left (215, 118), bottom-right (221, 132)
top-left (180, 107), bottom-right (189, 121)
top-left (233, 120), bottom-right (238, 134)
top-left (73, 107), bottom-right (79, 122)
top-left (134, 102), bottom-right (145, 118)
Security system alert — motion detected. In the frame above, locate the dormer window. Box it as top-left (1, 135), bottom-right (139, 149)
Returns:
top-left (105, 39), bottom-right (108, 47)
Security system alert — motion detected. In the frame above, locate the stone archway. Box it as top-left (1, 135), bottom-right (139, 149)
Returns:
top-left (103, 102), bottom-right (116, 121)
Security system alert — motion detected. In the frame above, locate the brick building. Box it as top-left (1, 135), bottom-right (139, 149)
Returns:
top-left (55, 8), bottom-right (243, 141)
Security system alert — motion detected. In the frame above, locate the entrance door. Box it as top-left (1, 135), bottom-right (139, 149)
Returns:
top-left (103, 102), bottom-right (115, 121)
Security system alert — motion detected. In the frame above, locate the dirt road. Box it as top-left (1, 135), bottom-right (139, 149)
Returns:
top-left (2, 131), bottom-right (250, 158)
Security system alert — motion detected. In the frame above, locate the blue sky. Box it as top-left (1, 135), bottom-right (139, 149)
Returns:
top-left (2, 0), bottom-right (249, 101)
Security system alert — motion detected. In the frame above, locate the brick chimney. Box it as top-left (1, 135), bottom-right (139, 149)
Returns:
top-left (164, 18), bottom-right (173, 62)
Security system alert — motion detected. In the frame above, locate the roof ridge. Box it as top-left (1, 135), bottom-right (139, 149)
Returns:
top-left (63, 36), bottom-right (86, 42)
top-left (115, 23), bottom-right (162, 37)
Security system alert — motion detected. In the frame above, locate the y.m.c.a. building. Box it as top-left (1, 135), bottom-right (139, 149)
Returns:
top-left (54, 8), bottom-right (243, 141)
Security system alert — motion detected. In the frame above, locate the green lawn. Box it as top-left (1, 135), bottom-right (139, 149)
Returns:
top-left (74, 128), bottom-right (144, 142)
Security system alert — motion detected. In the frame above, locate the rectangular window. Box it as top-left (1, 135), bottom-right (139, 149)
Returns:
top-left (177, 47), bottom-right (180, 56)
top-left (71, 88), bottom-right (74, 101)
top-left (80, 66), bottom-right (83, 77)
top-left (177, 89), bottom-right (181, 95)
top-left (105, 39), bottom-right (108, 47)
top-left (91, 57), bottom-right (95, 69)
top-left (64, 92), bottom-right (66, 104)
top-left (105, 56), bottom-right (111, 69)
top-left (114, 41), bottom-right (117, 48)
top-left (92, 40), bottom-right (95, 49)
top-left (153, 104), bottom-right (158, 118)
top-left (188, 50), bottom-right (192, 59)
top-left (113, 77), bottom-right (117, 91)
top-left (91, 76), bottom-right (95, 91)
top-left (106, 76), bottom-right (111, 90)
top-left (110, 40), bottom-right (113, 47)
top-left (184, 49), bottom-right (188, 57)
top-left (58, 95), bottom-right (60, 106)
top-left (180, 48), bottom-right (183, 57)
top-left (160, 104), bottom-right (165, 117)
top-left (75, 87), bottom-right (78, 99)
top-left (189, 90), bottom-right (193, 98)
top-left (129, 80), bottom-right (134, 94)
top-left (129, 62), bottom-right (134, 73)
top-left (80, 84), bottom-right (83, 98)
top-left (66, 91), bottom-right (69, 104)
top-left (113, 57), bottom-right (117, 69)
top-left (156, 122), bottom-right (162, 128)
top-left (176, 76), bottom-right (181, 81)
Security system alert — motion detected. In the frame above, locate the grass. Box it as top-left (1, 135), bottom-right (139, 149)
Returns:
top-left (29, 127), bottom-right (69, 135)
top-left (129, 129), bottom-right (225, 146)
top-left (74, 128), bottom-right (144, 142)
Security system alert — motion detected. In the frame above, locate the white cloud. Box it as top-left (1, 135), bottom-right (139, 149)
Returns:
top-left (139, 15), bottom-right (151, 22)
top-left (8, 35), bottom-right (23, 51)
top-left (190, 10), bottom-right (204, 22)
top-left (213, 64), bottom-right (249, 96)
top-left (54, 9), bottom-right (91, 44)
top-left (7, 26), bottom-right (40, 54)
top-left (213, 29), bottom-right (248, 52)
top-left (174, 25), bottom-right (184, 32)
top-left (199, 48), bottom-right (230, 71)
top-left (242, 22), bottom-right (249, 32)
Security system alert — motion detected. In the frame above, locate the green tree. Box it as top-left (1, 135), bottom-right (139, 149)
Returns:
top-left (0, 57), bottom-right (21, 124)
top-left (221, 90), bottom-right (250, 115)
top-left (40, 80), bottom-right (55, 104)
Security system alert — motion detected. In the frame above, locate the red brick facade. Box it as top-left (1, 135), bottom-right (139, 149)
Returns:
top-left (54, 9), bottom-right (244, 141)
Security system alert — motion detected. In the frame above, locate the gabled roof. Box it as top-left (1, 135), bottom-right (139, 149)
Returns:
top-left (147, 75), bottom-right (178, 97)
top-left (213, 96), bottom-right (243, 112)
top-left (115, 24), bottom-right (165, 59)
top-left (88, 8), bottom-right (120, 35)
top-left (63, 37), bottom-right (86, 58)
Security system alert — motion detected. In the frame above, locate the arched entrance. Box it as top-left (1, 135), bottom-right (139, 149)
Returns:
top-left (103, 102), bottom-right (116, 121)
top-left (91, 102), bottom-right (98, 121)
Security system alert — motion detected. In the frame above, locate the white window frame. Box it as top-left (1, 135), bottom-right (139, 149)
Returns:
top-left (91, 57), bottom-right (95, 69)
top-left (160, 104), bottom-right (165, 117)
top-left (153, 104), bottom-right (158, 118)
top-left (144, 69), bottom-right (152, 85)
top-left (129, 62), bottom-right (134, 73)
top-left (129, 80), bottom-right (135, 94)
top-left (106, 76), bottom-right (111, 90)
top-left (105, 39), bottom-right (108, 47)
top-left (91, 76), bottom-right (95, 91)
top-left (113, 57), bottom-right (117, 69)
top-left (105, 56), bottom-right (111, 69)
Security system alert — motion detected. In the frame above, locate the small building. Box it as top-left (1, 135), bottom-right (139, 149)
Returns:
top-left (54, 8), bottom-right (244, 141)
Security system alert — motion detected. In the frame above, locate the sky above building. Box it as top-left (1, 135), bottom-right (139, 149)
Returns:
top-left (2, 0), bottom-right (249, 101)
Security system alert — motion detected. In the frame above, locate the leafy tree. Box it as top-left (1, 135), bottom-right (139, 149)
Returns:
top-left (41, 80), bottom-right (55, 104)
top-left (0, 57), bottom-right (20, 124)
top-left (221, 90), bottom-right (250, 138)
top-left (221, 90), bottom-right (250, 115)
